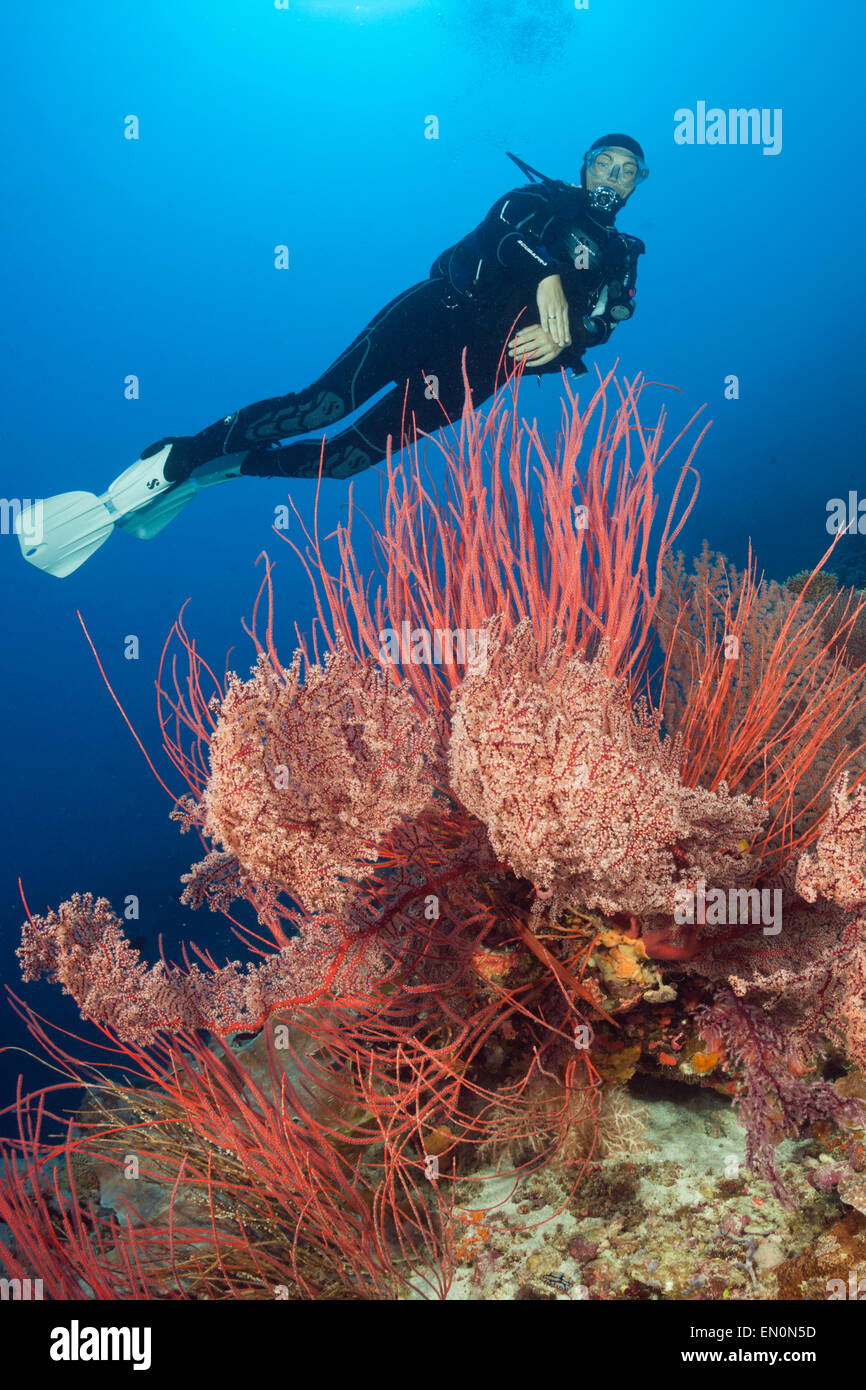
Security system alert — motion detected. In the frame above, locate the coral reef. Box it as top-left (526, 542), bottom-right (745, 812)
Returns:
top-left (6, 361), bottom-right (866, 1300)
top-left (785, 568), bottom-right (838, 602)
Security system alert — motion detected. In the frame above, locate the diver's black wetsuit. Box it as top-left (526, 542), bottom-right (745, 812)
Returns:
top-left (158, 176), bottom-right (645, 482)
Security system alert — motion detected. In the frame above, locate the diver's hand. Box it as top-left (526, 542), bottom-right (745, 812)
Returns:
top-left (536, 274), bottom-right (571, 347)
top-left (507, 325), bottom-right (563, 366)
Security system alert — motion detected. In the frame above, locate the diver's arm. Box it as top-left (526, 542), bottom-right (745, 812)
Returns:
top-left (515, 301), bottom-right (591, 377)
top-left (531, 329), bottom-right (589, 376)
top-left (535, 274), bottom-right (571, 347)
top-left (507, 324), bottom-right (564, 367)
top-left (474, 186), bottom-right (571, 287)
top-left (506, 320), bottom-right (594, 373)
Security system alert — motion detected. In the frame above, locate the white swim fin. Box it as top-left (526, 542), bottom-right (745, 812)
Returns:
top-left (16, 446), bottom-right (245, 578)
top-left (15, 492), bottom-right (116, 579)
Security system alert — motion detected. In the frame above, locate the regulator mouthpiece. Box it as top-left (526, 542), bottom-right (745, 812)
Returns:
top-left (586, 185), bottom-right (622, 214)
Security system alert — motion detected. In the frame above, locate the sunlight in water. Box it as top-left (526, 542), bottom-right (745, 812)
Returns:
top-left (290, 0), bottom-right (426, 17)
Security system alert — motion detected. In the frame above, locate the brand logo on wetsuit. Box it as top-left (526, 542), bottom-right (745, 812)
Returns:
top-left (516, 240), bottom-right (548, 267)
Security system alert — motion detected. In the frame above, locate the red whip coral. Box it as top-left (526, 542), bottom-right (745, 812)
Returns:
top-left (448, 615), bottom-right (766, 918)
top-left (655, 544), bottom-right (866, 866)
top-left (288, 362), bottom-right (704, 721)
top-left (1, 1001), bottom-right (452, 1299)
top-left (197, 639), bottom-right (441, 913)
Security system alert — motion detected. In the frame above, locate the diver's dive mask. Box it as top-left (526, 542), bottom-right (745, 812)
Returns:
top-left (583, 146), bottom-right (649, 212)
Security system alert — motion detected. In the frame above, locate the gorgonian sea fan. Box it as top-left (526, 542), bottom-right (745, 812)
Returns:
top-left (448, 615), bottom-right (765, 918)
top-left (198, 639), bottom-right (442, 914)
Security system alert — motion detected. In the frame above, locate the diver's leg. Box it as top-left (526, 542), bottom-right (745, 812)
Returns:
top-left (236, 399), bottom-right (415, 480)
top-left (156, 280), bottom-right (447, 481)
top-left (239, 352), bottom-right (485, 480)
top-left (239, 428), bottom-right (379, 481)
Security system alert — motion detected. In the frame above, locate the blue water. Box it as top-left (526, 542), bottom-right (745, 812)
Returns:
top-left (2, 0), bottom-right (864, 1113)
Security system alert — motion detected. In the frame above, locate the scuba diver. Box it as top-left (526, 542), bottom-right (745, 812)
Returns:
top-left (18, 134), bottom-right (648, 576)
